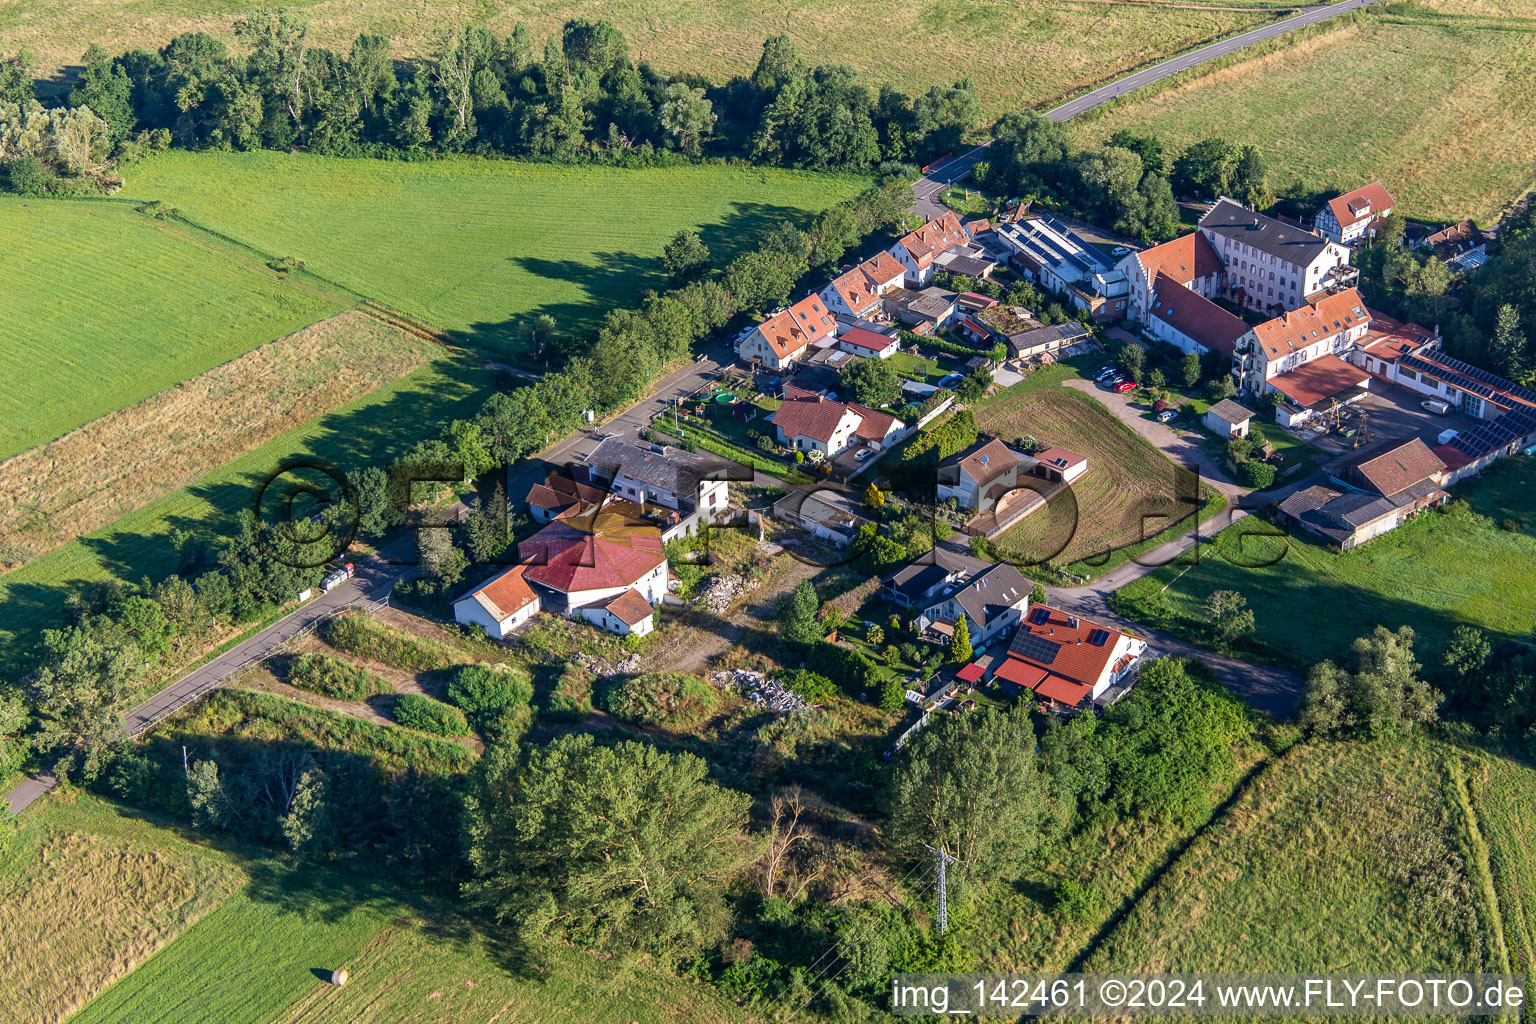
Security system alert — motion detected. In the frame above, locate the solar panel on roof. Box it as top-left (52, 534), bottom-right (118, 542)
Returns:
top-left (1030, 607), bottom-right (1051, 625)
top-left (1087, 628), bottom-right (1110, 647)
top-left (1012, 633), bottom-right (1061, 665)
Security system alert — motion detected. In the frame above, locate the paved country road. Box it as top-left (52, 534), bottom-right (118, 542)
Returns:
top-left (913, 0), bottom-right (1378, 217)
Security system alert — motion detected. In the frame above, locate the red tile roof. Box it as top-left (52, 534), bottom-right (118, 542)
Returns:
top-left (827, 267), bottom-right (881, 316)
top-left (1266, 354), bottom-right (1368, 408)
top-left (771, 396), bottom-right (858, 444)
top-left (1007, 603), bottom-right (1125, 689)
top-left (1252, 288), bottom-right (1369, 362)
top-left (525, 472), bottom-right (606, 514)
top-left (1358, 309), bottom-right (1433, 364)
top-left (461, 564), bottom-right (539, 621)
top-left (1033, 446), bottom-right (1087, 473)
top-left (1036, 674), bottom-right (1092, 708)
top-left (751, 310), bottom-right (813, 360)
top-left (993, 657), bottom-right (1048, 690)
top-left (520, 507), bottom-right (665, 594)
top-left (839, 327), bottom-right (898, 353)
top-left (847, 402), bottom-right (901, 441)
top-left (1135, 232), bottom-right (1223, 286)
top-left (1326, 181), bottom-right (1395, 229)
top-left (592, 587), bottom-right (655, 626)
top-left (860, 251), bottom-right (907, 287)
top-left (788, 293), bottom-right (837, 343)
top-left (897, 212), bottom-right (967, 270)
top-left (1149, 275), bottom-right (1249, 358)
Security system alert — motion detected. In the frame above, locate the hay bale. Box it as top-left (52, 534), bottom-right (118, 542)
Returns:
top-left (329, 968), bottom-right (349, 987)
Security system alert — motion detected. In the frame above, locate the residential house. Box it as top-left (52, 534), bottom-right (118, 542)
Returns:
top-left (1234, 287), bottom-right (1373, 423)
top-left (819, 266), bottom-right (883, 319)
top-left (1143, 274), bottom-right (1249, 358)
top-left (1315, 181), bottom-right (1396, 245)
top-left (1008, 322), bottom-right (1092, 362)
top-left (859, 251), bottom-right (909, 294)
top-left (882, 551), bottom-right (966, 609)
top-left (523, 471), bottom-right (608, 524)
top-left (772, 487), bottom-right (872, 546)
top-left (937, 439), bottom-right (1025, 514)
top-left (1120, 231), bottom-right (1225, 324)
top-left (933, 242), bottom-right (999, 280)
top-left (1204, 399), bottom-right (1254, 440)
top-left (889, 211), bottom-right (969, 287)
top-left (1422, 219), bottom-right (1488, 272)
top-left (994, 213), bottom-right (1128, 321)
top-left (836, 326), bottom-right (901, 360)
top-left (1350, 312), bottom-right (1434, 379)
top-left (1199, 198), bottom-right (1356, 315)
top-left (915, 562), bottom-right (1032, 650)
top-left (883, 286), bottom-right (959, 329)
top-left (452, 563), bottom-right (542, 640)
top-left (1278, 437), bottom-right (1448, 549)
top-left (735, 293), bottom-right (837, 369)
top-left (992, 604), bottom-right (1147, 709)
top-left (578, 437), bottom-right (734, 540)
top-left (770, 394), bottom-right (903, 458)
top-left (467, 504), bottom-right (668, 637)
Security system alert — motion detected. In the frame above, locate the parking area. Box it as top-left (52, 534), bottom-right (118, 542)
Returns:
top-left (1344, 377), bottom-right (1478, 451)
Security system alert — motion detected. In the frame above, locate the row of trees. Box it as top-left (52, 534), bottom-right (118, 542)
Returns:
top-left (0, 20), bottom-right (976, 183)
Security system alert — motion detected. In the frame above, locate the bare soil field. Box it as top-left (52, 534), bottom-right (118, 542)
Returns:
top-left (0, 311), bottom-right (436, 572)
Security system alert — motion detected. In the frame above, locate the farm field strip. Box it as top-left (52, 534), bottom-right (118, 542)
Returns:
top-left (0, 356), bottom-right (495, 675)
top-left (119, 152), bottom-right (871, 363)
top-left (1074, 1), bottom-right (1536, 222)
top-left (0, 197), bottom-right (347, 459)
top-left (0, 310), bottom-right (437, 570)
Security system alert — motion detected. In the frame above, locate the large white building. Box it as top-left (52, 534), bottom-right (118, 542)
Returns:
top-left (1315, 181), bottom-right (1396, 245)
top-left (994, 213), bottom-right (1128, 322)
top-left (1199, 198), bottom-right (1356, 316)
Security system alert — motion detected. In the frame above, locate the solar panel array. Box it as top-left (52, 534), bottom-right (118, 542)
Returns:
top-left (1012, 632), bottom-right (1061, 666)
top-left (1428, 352), bottom-right (1536, 408)
top-left (1399, 354), bottom-right (1499, 401)
top-left (1087, 628), bottom-right (1110, 647)
top-left (1029, 607), bottom-right (1051, 625)
top-left (1448, 407), bottom-right (1536, 459)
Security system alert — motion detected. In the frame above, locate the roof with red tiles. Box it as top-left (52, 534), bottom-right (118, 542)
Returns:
top-left (788, 293), bottom-right (838, 343)
top-left (1148, 275), bottom-right (1249, 358)
top-left (897, 211), bottom-right (967, 269)
top-left (839, 327), bottom-right (899, 353)
top-left (458, 564), bottom-right (540, 622)
top-left (1006, 602), bottom-right (1125, 688)
top-left (593, 587), bottom-right (655, 626)
top-left (1326, 181), bottom-right (1396, 229)
top-left (771, 396), bottom-right (859, 444)
top-left (520, 507), bottom-right (665, 595)
top-left (1134, 232), bottom-right (1223, 286)
top-left (860, 251), bottom-right (908, 287)
top-left (1265, 354), bottom-right (1368, 408)
top-left (1251, 288), bottom-right (1369, 362)
top-left (826, 267), bottom-right (881, 315)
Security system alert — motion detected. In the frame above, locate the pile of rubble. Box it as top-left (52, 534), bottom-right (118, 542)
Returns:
top-left (711, 669), bottom-right (810, 714)
top-left (701, 571), bottom-right (759, 614)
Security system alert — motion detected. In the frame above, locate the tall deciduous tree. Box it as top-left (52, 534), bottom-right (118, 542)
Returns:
top-left (888, 706), bottom-right (1040, 883)
top-left (462, 735), bottom-right (754, 957)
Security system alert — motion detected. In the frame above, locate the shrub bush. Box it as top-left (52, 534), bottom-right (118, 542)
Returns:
top-left (549, 662), bottom-right (596, 718)
top-left (392, 693), bottom-right (470, 736)
top-left (779, 669), bottom-right (838, 704)
top-left (807, 641), bottom-right (883, 697)
top-left (323, 613), bottom-right (457, 672)
top-left (285, 653), bottom-right (392, 701)
top-left (1239, 459), bottom-right (1276, 488)
top-left (446, 663), bottom-right (532, 721)
top-left (605, 672), bottom-right (719, 727)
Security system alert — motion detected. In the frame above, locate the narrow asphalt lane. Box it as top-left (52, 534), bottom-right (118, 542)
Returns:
top-left (912, 0), bottom-right (1377, 216)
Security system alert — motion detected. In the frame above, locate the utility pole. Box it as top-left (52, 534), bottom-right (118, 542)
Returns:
top-left (924, 844), bottom-right (959, 936)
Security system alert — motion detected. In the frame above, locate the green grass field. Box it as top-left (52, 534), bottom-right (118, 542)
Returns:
top-left (2, 793), bottom-right (743, 1024)
top-left (1075, 0), bottom-right (1536, 222)
top-left (1114, 457), bottom-right (1536, 668)
top-left (0, 197), bottom-right (345, 458)
top-left (119, 152), bottom-right (869, 362)
top-left (11, 1), bottom-right (1283, 119)
top-left (0, 355), bottom-right (493, 675)
top-left (1082, 738), bottom-right (1499, 978)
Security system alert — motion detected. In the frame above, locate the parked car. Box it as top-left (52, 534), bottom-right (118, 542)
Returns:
top-left (1421, 398), bottom-right (1451, 415)
top-left (1155, 409), bottom-right (1177, 423)
top-left (1114, 380), bottom-right (1137, 393)
top-left (320, 562), bottom-right (355, 593)
top-left (1095, 365), bottom-right (1118, 380)
top-left (854, 448), bottom-right (874, 462)
top-left (1111, 245), bottom-right (1131, 256)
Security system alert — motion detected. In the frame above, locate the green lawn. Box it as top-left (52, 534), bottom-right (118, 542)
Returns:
top-left (120, 152), bottom-right (870, 364)
top-left (0, 356), bottom-right (494, 675)
top-left (0, 197), bottom-right (345, 458)
top-left (1114, 456), bottom-right (1536, 668)
top-left (1074, 0), bottom-right (1536, 223)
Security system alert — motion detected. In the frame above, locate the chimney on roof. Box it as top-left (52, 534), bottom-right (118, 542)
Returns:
top-left (1067, 616), bottom-right (1079, 629)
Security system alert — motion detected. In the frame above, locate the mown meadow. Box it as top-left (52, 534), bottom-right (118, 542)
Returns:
top-left (0, 196), bottom-right (346, 458)
top-left (119, 152), bottom-right (871, 363)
